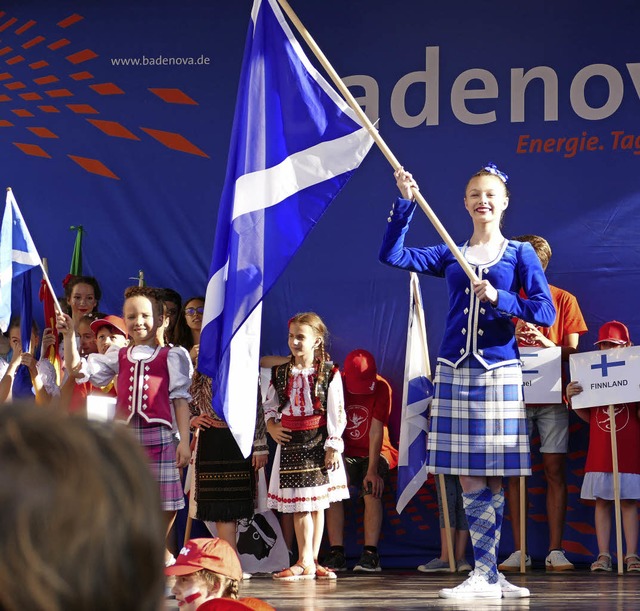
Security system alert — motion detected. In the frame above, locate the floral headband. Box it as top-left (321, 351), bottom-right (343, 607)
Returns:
top-left (482, 162), bottom-right (508, 184)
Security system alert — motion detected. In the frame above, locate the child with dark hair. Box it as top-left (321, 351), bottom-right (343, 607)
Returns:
top-left (161, 287), bottom-right (182, 345)
top-left (175, 296), bottom-right (269, 575)
top-left (63, 275), bottom-right (101, 331)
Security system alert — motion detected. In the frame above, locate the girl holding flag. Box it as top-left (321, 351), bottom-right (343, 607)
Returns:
top-left (567, 321), bottom-right (640, 573)
top-left (380, 164), bottom-right (555, 599)
top-left (57, 286), bottom-right (192, 566)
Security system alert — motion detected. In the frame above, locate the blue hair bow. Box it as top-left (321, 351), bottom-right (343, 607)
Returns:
top-left (483, 162), bottom-right (508, 184)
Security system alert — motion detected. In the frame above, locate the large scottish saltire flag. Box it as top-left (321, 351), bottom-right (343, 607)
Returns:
top-left (198, 0), bottom-right (374, 456)
top-left (396, 272), bottom-right (434, 514)
top-left (0, 190), bottom-right (41, 333)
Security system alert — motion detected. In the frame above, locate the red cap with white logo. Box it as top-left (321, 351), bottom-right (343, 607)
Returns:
top-left (595, 321), bottom-right (631, 346)
top-left (343, 349), bottom-right (377, 395)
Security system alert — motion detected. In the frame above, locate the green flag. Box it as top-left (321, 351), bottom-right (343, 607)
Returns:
top-left (69, 225), bottom-right (84, 276)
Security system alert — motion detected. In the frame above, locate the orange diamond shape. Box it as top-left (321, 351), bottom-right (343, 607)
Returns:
top-left (66, 104), bottom-right (98, 114)
top-left (140, 127), bottom-right (208, 158)
top-left (58, 14), bottom-right (83, 28)
top-left (27, 127), bottom-right (58, 138)
top-left (70, 71), bottom-right (93, 81)
top-left (22, 36), bottom-right (45, 50)
top-left (66, 49), bottom-right (97, 64)
top-left (149, 88), bottom-right (197, 105)
top-left (68, 155), bottom-right (119, 179)
top-left (87, 119), bottom-right (139, 140)
top-left (45, 88), bottom-right (72, 98)
top-left (48, 39), bottom-right (70, 51)
top-left (89, 82), bottom-right (123, 95)
top-left (20, 92), bottom-right (43, 101)
top-left (14, 142), bottom-right (51, 158)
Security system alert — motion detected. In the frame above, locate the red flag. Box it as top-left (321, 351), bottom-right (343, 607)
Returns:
top-left (39, 278), bottom-right (61, 384)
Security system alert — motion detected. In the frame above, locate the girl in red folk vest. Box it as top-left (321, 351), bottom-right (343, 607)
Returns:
top-left (57, 286), bottom-right (192, 565)
top-left (567, 321), bottom-right (640, 573)
top-left (264, 312), bottom-right (349, 581)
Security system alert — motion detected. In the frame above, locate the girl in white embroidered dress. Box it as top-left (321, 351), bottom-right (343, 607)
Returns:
top-left (263, 312), bottom-right (348, 581)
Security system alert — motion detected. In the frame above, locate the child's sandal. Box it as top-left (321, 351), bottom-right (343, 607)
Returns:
top-left (273, 563), bottom-right (316, 581)
top-left (590, 552), bottom-right (612, 572)
top-left (315, 563), bottom-right (337, 580)
top-left (625, 554), bottom-right (640, 572)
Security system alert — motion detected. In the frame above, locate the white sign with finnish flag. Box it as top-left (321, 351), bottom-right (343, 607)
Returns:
top-left (519, 346), bottom-right (562, 404)
top-left (569, 346), bottom-right (640, 409)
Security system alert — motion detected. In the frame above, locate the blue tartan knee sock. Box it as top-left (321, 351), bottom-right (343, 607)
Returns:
top-left (492, 488), bottom-right (505, 559)
top-left (463, 487), bottom-right (498, 584)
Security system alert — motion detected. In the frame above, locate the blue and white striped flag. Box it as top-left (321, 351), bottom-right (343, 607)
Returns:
top-left (396, 272), bottom-right (434, 514)
top-left (198, 0), bottom-right (374, 456)
top-left (0, 190), bottom-right (41, 333)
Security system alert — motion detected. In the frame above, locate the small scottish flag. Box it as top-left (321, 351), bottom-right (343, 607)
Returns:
top-left (396, 273), bottom-right (434, 514)
top-left (0, 190), bottom-right (41, 333)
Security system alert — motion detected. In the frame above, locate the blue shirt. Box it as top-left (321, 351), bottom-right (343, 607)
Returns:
top-left (379, 198), bottom-right (556, 369)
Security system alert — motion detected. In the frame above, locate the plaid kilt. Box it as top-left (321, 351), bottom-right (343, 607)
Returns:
top-left (130, 415), bottom-right (185, 511)
top-left (426, 356), bottom-right (531, 476)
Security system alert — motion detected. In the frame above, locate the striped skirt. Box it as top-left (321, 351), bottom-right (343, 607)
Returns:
top-left (426, 356), bottom-right (531, 476)
top-left (194, 425), bottom-right (255, 522)
top-left (130, 416), bottom-right (185, 511)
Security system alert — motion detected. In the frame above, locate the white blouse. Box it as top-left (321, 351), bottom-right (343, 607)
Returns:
top-left (263, 365), bottom-right (346, 453)
top-left (77, 344), bottom-right (193, 400)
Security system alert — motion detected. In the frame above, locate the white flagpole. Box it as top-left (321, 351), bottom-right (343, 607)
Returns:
top-left (274, 0), bottom-right (479, 284)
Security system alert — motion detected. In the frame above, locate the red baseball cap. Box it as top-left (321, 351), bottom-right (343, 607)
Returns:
top-left (595, 321), bottom-right (630, 346)
top-left (164, 538), bottom-right (243, 582)
top-left (90, 314), bottom-right (127, 338)
top-left (343, 349), bottom-right (377, 394)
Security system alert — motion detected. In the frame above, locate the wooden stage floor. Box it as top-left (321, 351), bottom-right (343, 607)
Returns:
top-left (166, 569), bottom-right (640, 610)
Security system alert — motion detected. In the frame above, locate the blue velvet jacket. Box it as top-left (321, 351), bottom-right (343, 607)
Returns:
top-left (379, 198), bottom-right (556, 369)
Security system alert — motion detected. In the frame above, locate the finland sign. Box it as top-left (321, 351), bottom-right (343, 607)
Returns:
top-left (569, 346), bottom-right (640, 409)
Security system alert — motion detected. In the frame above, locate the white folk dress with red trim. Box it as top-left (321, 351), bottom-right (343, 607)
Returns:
top-left (263, 365), bottom-right (349, 513)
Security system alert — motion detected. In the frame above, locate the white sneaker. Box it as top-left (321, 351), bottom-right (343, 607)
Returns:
top-left (545, 549), bottom-right (574, 571)
top-left (498, 572), bottom-right (530, 598)
top-left (438, 571), bottom-right (502, 599)
top-left (497, 550), bottom-right (532, 572)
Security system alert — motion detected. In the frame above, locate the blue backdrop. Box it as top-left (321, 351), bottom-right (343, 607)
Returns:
top-left (2, 0), bottom-right (639, 567)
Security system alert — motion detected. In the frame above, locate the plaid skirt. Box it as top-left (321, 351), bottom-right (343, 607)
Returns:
top-left (426, 356), bottom-right (531, 476)
top-left (130, 415), bottom-right (185, 511)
